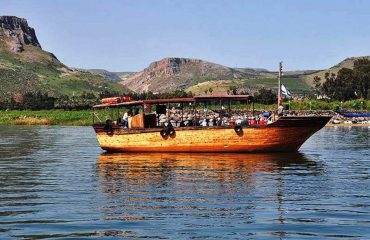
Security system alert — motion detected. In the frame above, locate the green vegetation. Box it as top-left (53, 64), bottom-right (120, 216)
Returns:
top-left (313, 58), bottom-right (370, 101)
top-left (244, 77), bottom-right (311, 91)
top-left (281, 99), bottom-right (370, 111)
top-left (187, 77), bottom-right (313, 96)
top-left (0, 110), bottom-right (94, 125)
top-left (253, 88), bottom-right (277, 104)
top-left (0, 45), bottom-right (129, 100)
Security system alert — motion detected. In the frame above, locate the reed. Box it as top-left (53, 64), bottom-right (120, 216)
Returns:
top-left (14, 116), bottom-right (53, 125)
top-left (0, 110), bottom-right (93, 126)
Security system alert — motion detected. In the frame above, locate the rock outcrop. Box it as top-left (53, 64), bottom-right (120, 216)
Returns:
top-left (122, 58), bottom-right (255, 93)
top-left (0, 15), bottom-right (129, 99)
top-left (0, 16), bottom-right (41, 53)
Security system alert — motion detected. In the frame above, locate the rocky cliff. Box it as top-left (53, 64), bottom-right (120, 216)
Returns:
top-left (0, 16), bottom-right (41, 53)
top-left (122, 57), bottom-right (256, 93)
top-left (0, 16), bottom-right (128, 99)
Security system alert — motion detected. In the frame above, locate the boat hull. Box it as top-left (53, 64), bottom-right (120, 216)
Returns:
top-left (93, 116), bottom-right (331, 153)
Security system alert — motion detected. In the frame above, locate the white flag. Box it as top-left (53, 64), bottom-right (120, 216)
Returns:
top-left (281, 84), bottom-right (292, 98)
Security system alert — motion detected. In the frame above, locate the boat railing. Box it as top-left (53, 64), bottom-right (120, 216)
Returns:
top-left (93, 112), bottom-right (102, 124)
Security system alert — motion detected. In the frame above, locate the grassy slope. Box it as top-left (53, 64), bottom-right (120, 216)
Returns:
top-left (304, 56), bottom-right (370, 85)
top-left (0, 44), bottom-right (129, 98)
top-left (187, 76), bottom-right (311, 95)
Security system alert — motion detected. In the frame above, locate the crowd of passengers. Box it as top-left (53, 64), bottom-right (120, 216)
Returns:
top-left (120, 108), bottom-right (274, 128)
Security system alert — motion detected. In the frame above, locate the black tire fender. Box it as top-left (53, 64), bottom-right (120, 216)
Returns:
top-left (167, 127), bottom-right (176, 136)
top-left (160, 128), bottom-right (168, 137)
top-left (234, 125), bottom-right (243, 135)
top-left (104, 120), bottom-right (113, 134)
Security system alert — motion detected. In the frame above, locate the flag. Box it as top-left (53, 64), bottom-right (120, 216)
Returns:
top-left (281, 84), bottom-right (292, 98)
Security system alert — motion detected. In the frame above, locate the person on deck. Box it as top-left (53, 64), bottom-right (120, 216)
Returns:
top-left (127, 110), bottom-right (133, 128)
top-left (278, 105), bottom-right (284, 117)
top-left (201, 118), bottom-right (208, 127)
top-left (249, 117), bottom-right (257, 125)
top-left (259, 118), bottom-right (267, 126)
top-left (122, 112), bottom-right (129, 128)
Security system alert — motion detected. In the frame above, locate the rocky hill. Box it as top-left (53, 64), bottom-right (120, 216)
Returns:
top-left (305, 56), bottom-right (370, 85)
top-left (121, 58), bottom-right (264, 93)
top-left (0, 16), bottom-right (128, 99)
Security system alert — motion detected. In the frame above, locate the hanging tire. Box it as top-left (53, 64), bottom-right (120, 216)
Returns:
top-left (234, 125), bottom-right (243, 135)
top-left (167, 127), bottom-right (176, 137)
top-left (104, 119), bottom-right (113, 134)
top-left (160, 128), bottom-right (168, 138)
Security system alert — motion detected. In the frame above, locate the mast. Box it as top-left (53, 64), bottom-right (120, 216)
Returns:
top-left (278, 61), bottom-right (283, 106)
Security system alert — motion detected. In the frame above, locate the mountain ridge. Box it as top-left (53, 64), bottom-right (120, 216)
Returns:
top-left (121, 57), bottom-right (263, 93)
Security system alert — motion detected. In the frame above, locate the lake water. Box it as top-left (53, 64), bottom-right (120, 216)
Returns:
top-left (0, 126), bottom-right (369, 239)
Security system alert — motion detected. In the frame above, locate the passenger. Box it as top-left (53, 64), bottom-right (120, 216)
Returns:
top-left (263, 111), bottom-right (271, 119)
top-left (122, 112), bottom-right (129, 128)
top-left (212, 118), bottom-right (217, 126)
top-left (235, 117), bottom-right (242, 125)
top-left (259, 118), bottom-right (267, 126)
top-left (127, 110), bottom-right (133, 128)
top-left (187, 118), bottom-right (194, 126)
top-left (201, 119), bottom-right (207, 127)
top-left (229, 118), bottom-right (236, 126)
top-left (216, 117), bottom-right (222, 126)
top-left (241, 117), bottom-right (249, 126)
top-left (278, 105), bottom-right (284, 117)
top-left (249, 117), bottom-right (257, 125)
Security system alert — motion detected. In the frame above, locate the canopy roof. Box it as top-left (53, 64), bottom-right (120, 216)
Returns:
top-left (194, 94), bottom-right (253, 101)
top-left (93, 95), bottom-right (253, 108)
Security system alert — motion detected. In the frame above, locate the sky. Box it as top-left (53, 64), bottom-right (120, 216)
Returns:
top-left (1, 0), bottom-right (370, 72)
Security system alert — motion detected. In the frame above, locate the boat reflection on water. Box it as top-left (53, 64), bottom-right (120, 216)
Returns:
top-left (95, 153), bottom-right (324, 237)
top-left (96, 152), bottom-right (322, 184)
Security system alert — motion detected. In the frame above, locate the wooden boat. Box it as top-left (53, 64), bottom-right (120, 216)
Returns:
top-left (92, 95), bottom-right (332, 153)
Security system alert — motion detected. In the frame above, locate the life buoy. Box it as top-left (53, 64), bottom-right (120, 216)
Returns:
top-left (234, 125), bottom-right (243, 135)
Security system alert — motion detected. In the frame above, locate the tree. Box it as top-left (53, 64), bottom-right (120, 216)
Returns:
top-left (315, 58), bottom-right (370, 101)
top-left (313, 76), bottom-right (322, 96)
top-left (229, 86), bottom-right (237, 95)
top-left (209, 87), bottom-right (213, 94)
top-left (353, 58), bottom-right (370, 99)
top-left (254, 88), bottom-right (277, 104)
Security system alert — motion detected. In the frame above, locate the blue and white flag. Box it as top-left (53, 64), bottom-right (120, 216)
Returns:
top-left (281, 84), bottom-right (292, 98)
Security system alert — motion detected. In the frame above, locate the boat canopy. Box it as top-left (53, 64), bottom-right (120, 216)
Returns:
top-left (93, 95), bottom-right (253, 108)
top-left (194, 94), bottom-right (253, 101)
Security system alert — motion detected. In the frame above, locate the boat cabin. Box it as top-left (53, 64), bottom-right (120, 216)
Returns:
top-left (92, 94), bottom-right (269, 131)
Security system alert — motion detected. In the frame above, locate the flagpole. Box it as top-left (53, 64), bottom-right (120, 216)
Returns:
top-left (278, 61), bottom-right (282, 106)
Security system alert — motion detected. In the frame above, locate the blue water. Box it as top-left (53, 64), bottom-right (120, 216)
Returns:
top-left (0, 126), bottom-right (369, 239)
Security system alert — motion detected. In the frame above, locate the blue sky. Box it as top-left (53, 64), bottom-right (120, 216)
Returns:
top-left (2, 0), bottom-right (370, 71)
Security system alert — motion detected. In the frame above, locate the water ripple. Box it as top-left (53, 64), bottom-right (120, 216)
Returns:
top-left (0, 126), bottom-right (369, 239)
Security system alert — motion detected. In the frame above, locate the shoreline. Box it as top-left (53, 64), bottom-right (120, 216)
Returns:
top-left (326, 122), bottom-right (370, 127)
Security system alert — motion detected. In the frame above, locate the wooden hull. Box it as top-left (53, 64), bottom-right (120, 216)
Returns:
top-left (93, 116), bottom-right (331, 153)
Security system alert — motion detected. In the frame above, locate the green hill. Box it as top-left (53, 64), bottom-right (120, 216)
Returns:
top-left (0, 16), bottom-right (129, 100)
top-left (304, 56), bottom-right (370, 85)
